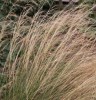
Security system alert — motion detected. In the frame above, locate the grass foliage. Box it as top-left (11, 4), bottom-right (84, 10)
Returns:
top-left (0, 0), bottom-right (96, 100)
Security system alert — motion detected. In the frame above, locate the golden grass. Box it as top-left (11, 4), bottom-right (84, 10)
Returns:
top-left (0, 5), bottom-right (96, 100)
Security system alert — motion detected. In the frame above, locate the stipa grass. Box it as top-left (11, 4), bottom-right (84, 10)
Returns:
top-left (0, 6), bottom-right (96, 100)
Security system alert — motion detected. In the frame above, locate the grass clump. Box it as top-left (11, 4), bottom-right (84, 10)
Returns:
top-left (0, 1), bottom-right (96, 100)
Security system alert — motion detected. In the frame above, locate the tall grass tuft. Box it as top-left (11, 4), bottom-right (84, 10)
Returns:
top-left (0, 4), bottom-right (96, 100)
